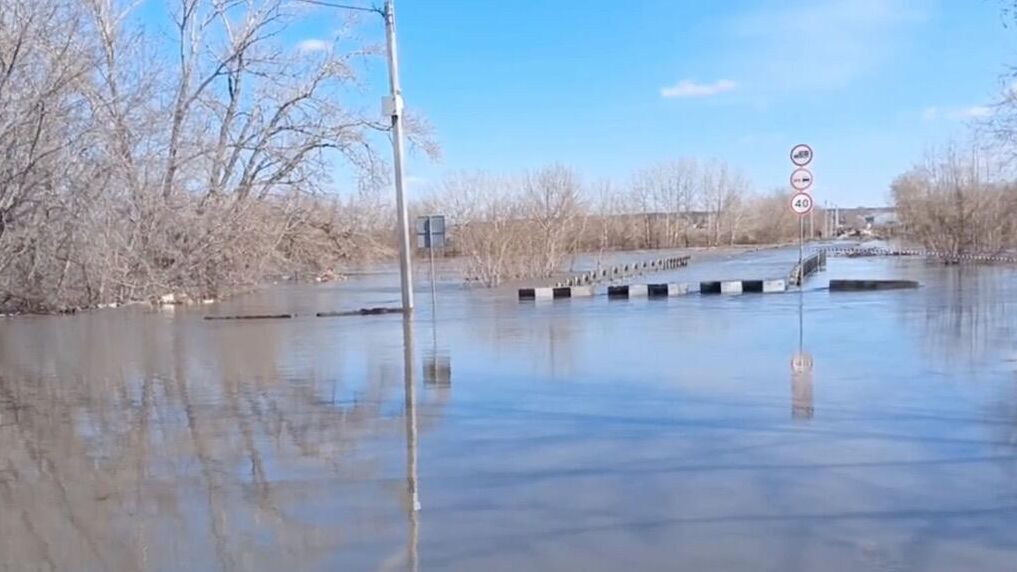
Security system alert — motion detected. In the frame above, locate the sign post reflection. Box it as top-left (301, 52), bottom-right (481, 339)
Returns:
top-left (791, 286), bottom-right (814, 419)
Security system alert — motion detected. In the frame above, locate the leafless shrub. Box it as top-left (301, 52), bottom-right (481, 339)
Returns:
top-left (520, 164), bottom-right (586, 275)
top-left (892, 146), bottom-right (1017, 258)
top-left (424, 167), bottom-right (587, 287)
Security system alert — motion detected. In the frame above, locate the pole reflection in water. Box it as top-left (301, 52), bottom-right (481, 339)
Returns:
top-left (402, 316), bottom-right (420, 572)
top-left (791, 286), bottom-right (814, 419)
top-left (423, 291), bottom-right (451, 389)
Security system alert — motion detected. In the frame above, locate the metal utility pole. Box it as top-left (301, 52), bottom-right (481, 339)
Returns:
top-left (384, 0), bottom-right (415, 312)
top-left (295, 0), bottom-right (415, 311)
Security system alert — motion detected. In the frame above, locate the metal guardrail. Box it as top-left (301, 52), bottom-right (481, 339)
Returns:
top-left (554, 255), bottom-right (691, 288)
top-left (823, 246), bottom-right (1017, 263)
top-left (789, 250), bottom-right (827, 286)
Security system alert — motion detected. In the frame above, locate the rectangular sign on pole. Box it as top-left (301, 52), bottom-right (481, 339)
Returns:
top-left (416, 215), bottom-right (446, 249)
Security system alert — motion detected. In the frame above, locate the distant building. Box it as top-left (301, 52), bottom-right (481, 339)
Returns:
top-left (834, 207), bottom-right (899, 236)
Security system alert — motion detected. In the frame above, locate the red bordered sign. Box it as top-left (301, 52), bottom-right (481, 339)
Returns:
top-left (790, 144), bottom-right (813, 167)
top-left (790, 192), bottom-right (813, 215)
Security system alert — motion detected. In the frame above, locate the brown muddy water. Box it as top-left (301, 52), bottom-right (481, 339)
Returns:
top-left (1, 247), bottom-right (1016, 571)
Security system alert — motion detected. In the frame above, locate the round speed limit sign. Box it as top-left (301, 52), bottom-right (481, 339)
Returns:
top-left (790, 192), bottom-right (813, 215)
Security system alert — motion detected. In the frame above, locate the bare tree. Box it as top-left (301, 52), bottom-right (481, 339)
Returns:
top-left (427, 171), bottom-right (523, 287)
top-left (700, 159), bottom-right (748, 246)
top-left (629, 159), bottom-right (699, 248)
top-left (0, 0), bottom-right (435, 313)
top-left (892, 145), bottom-right (1017, 258)
top-left (0, 0), bottom-right (107, 311)
top-left (521, 164), bottom-right (586, 276)
top-left (424, 166), bottom-right (587, 287)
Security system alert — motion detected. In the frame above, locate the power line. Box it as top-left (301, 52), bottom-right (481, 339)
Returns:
top-left (292, 0), bottom-right (382, 15)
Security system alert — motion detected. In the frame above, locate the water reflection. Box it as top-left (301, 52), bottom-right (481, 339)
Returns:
top-left (0, 313), bottom-right (439, 571)
top-left (885, 264), bottom-right (1017, 366)
top-left (791, 288), bottom-right (815, 420)
top-left (424, 301), bottom-right (452, 389)
top-left (4, 255), bottom-right (1017, 570)
top-left (423, 354), bottom-right (452, 388)
top-left (791, 368), bottom-right (814, 420)
top-left (403, 317), bottom-right (421, 572)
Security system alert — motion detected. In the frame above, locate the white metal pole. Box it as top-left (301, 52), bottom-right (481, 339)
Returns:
top-left (798, 216), bottom-right (804, 285)
top-left (385, 0), bottom-right (414, 312)
top-left (428, 221), bottom-right (437, 312)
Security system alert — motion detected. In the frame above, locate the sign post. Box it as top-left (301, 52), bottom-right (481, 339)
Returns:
top-left (789, 144), bottom-right (815, 418)
top-left (788, 145), bottom-right (814, 286)
top-left (790, 192), bottom-right (813, 283)
top-left (416, 215), bottom-right (446, 312)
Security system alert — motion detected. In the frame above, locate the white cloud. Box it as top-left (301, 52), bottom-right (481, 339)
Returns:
top-left (297, 38), bottom-right (330, 54)
top-left (958, 105), bottom-right (992, 119)
top-left (923, 105), bottom-right (992, 121)
top-left (660, 79), bottom-right (737, 99)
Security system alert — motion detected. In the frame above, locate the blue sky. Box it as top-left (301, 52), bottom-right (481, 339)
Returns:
top-left (140, 1), bottom-right (1016, 207)
top-left (397, 0), bottom-right (1015, 206)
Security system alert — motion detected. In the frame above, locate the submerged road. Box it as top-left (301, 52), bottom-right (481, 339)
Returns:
top-left (1, 249), bottom-right (1016, 571)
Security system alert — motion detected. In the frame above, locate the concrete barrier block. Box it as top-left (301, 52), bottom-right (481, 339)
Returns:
top-left (742, 280), bottom-right (764, 293)
top-left (519, 288), bottom-right (554, 300)
top-left (700, 281), bottom-right (721, 295)
top-left (570, 285), bottom-right (594, 297)
top-left (668, 283), bottom-right (690, 296)
top-left (628, 284), bottom-right (648, 297)
top-left (647, 283), bottom-right (669, 298)
top-left (607, 285), bottom-right (629, 298)
top-left (763, 279), bottom-right (787, 293)
top-left (721, 281), bottom-right (743, 294)
top-left (830, 279), bottom-right (919, 292)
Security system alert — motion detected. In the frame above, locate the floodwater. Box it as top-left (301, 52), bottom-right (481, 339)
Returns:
top-left (1, 247), bottom-right (1017, 571)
